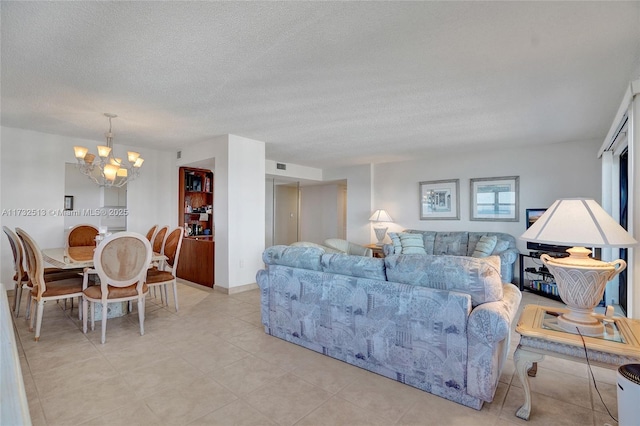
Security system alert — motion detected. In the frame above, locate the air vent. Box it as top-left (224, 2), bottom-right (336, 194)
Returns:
top-left (177, 151), bottom-right (182, 159)
top-left (276, 163), bottom-right (286, 170)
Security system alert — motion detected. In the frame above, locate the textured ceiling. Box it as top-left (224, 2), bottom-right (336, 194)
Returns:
top-left (2, 2), bottom-right (639, 169)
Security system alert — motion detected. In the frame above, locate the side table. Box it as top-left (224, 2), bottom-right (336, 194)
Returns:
top-left (365, 244), bottom-right (385, 258)
top-left (513, 304), bottom-right (640, 420)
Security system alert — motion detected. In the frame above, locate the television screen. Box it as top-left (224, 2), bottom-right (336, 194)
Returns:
top-left (525, 208), bottom-right (571, 254)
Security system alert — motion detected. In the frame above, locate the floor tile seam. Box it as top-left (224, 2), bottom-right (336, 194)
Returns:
top-left (288, 366), bottom-right (358, 396)
top-left (35, 370), bottom-right (122, 403)
top-left (182, 395), bottom-right (244, 426)
top-left (242, 381), bottom-right (334, 426)
top-left (330, 391), bottom-right (401, 424)
top-left (176, 344), bottom-right (254, 372)
top-left (29, 353), bottom-right (115, 380)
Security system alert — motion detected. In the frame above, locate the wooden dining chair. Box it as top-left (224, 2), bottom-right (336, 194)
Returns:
top-left (146, 227), bottom-right (184, 311)
top-left (4, 226), bottom-right (81, 318)
top-left (82, 232), bottom-right (152, 344)
top-left (152, 225), bottom-right (169, 254)
top-left (145, 224), bottom-right (158, 242)
top-left (67, 224), bottom-right (99, 247)
top-left (16, 228), bottom-right (84, 341)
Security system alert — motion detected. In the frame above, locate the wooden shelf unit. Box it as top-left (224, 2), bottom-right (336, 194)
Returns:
top-left (177, 167), bottom-right (215, 287)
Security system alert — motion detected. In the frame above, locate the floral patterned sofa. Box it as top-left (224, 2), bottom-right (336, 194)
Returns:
top-left (256, 245), bottom-right (522, 410)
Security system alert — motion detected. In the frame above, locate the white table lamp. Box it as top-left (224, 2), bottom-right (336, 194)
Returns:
top-left (520, 198), bottom-right (637, 336)
top-left (369, 209), bottom-right (393, 246)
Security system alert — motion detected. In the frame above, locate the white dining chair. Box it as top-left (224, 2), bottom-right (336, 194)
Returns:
top-left (146, 227), bottom-right (184, 311)
top-left (82, 231), bottom-right (152, 344)
top-left (16, 228), bottom-right (84, 341)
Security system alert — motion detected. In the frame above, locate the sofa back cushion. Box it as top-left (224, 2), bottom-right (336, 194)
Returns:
top-left (321, 253), bottom-right (386, 280)
top-left (472, 235), bottom-right (498, 258)
top-left (384, 254), bottom-right (503, 306)
top-left (262, 245), bottom-right (323, 271)
top-left (467, 232), bottom-right (516, 257)
top-left (433, 232), bottom-right (469, 256)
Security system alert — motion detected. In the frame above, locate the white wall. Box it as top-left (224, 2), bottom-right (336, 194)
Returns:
top-left (323, 164), bottom-right (373, 245)
top-left (0, 126), bottom-right (176, 286)
top-left (372, 139), bottom-right (603, 254)
top-left (299, 184), bottom-right (343, 244)
top-left (178, 134), bottom-right (265, 291)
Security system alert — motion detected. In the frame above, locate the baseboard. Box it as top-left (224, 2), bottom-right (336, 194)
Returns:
top-left (214, 282), bottom-right (258, 295)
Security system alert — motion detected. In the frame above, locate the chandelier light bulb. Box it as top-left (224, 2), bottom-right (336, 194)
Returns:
top-left (73, 146), bottom-right (88, 159)
top-left (72, 113), bottom-right (144, 187)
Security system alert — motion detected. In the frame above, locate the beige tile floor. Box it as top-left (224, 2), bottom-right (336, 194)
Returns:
top-left (10, 281), bottom-right (620, 426)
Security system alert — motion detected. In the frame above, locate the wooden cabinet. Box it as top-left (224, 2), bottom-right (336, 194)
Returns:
top-left (177, 167), bottom-right (215, 287)
top-left (177, 237), bottom-right (214, 287)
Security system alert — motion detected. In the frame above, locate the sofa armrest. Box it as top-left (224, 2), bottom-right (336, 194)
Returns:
top-left (466, 283), bottom-right (522, 401)
top-left (496, 248), bottom-right (519, 283)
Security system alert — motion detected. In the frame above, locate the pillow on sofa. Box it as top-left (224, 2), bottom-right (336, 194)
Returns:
top-left (472, 235), bottom-right (498, 258)
top-left (492, 239), bottom-right (510, 254)
top-left (398, 233), bottom-right (427, 255)
top-left (384, 254), bottom-right (503, 306)
top-left (388, 232), bottom-right (427, 255)
top-left (388, 232), bottom-right (402, 254)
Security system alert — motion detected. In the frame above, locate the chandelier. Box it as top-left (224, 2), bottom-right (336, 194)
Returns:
top-left (73, 113), bottom-right (144, 188)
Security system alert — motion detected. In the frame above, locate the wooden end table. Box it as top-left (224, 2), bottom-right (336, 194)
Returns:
top-left (364, 244), bottom-right (385, 258)
top-left (514, 304), bottom-right (640, 420)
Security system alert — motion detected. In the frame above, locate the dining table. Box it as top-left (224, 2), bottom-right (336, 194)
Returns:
top-left (42, 246), bottom-right (167, 269)
top-left (41, 246), bottom-right (167, 320)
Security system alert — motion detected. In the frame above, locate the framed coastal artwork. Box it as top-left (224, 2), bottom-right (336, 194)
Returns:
top-left (419, 179), bottom-right (459, 220)
top-left (470, 176), bottom-right (519, 221)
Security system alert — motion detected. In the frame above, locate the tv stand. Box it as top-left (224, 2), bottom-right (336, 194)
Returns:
top-left (519, 252), bottom-right (562, 301)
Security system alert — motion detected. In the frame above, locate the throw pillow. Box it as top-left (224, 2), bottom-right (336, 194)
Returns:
top-left (492, 239), bottom-right (510, 254)
top-left (472, 235), bottom-right (498, 258)
top-left (388, 232), bottom-right (402, 254)
top-left (399, 233), bottom-right (427, 255)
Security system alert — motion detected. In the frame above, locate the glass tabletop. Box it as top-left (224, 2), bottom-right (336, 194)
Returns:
top-left (541, 308), bottom-right (625, 344)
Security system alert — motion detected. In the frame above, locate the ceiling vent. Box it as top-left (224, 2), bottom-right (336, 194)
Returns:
top-left (276, 163), bottom-right (286, 170)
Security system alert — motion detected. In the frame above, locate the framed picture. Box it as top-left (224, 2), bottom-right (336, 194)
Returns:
top-left (419, 179), bottom-right (460, 220)
top-left (470, 176), bottom-right (519, 221)
top-left (64, 195), bottom-right (74, 211)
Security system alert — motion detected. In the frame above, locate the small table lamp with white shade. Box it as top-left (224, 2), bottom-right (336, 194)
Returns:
top-left (520, 198), bottom-right (637, 336)
top-left (369, 209), bottom-right (394, 246)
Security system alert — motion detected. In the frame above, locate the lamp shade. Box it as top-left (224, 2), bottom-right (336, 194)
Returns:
top-left (520, 198), bottom-right (637, 248)
top-left (369, 209), bottom-right (393, 222)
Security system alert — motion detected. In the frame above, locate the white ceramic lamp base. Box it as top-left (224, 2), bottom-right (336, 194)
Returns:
top-left (373, 226), bottom-right (388, 246)
top-left (541, 249), bottom-right (626, 337)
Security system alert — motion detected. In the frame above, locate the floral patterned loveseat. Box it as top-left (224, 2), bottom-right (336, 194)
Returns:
top-left (256, 245), bottom-right (522, 410)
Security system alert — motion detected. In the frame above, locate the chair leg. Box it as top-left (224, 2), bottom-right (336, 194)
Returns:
top-left (14, 284), bottom-right (23, 317)
top-left (172, 281), bottom-right (179, 312)
top-left (28, 297), bottom-right (36, 331)
top-left (138, 297), bottom-right (145, 336)
top-left (91, 301), bottom-right (95, 331)
top-left (162, 284), bottom-right (168, 306)
top-left (25, 293), bottom-right (32, 320)
top-left (82, 297), bottom-right (88, 334)
top-left (34, 301), bottom-right (45, 341)
top-left (101, 302), bottom-right (108, 344)
top-left (78, 296), bottom-right (82, 320)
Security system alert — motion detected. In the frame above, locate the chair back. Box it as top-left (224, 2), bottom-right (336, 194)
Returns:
top-left (145, 224), bottom-right (158, 242)
top-left (67, 224), bottom-right (99, 247)
top-left (161, 227), bottom-right (184, 273)
top-left (93, 232), bottom-right (152, 300)
top-left (15, 228), bottom-right (47, 298)
top-left (152, 226), bottom-right (169, 253)
top-left (3, 226), bottom-right (25, 282)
